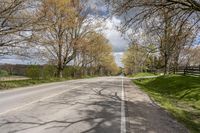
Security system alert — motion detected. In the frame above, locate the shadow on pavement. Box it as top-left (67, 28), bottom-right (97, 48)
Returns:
top-left (0, 79), bottom-right (188, 133)
top-left (0, 81), bottom-right (122, 133)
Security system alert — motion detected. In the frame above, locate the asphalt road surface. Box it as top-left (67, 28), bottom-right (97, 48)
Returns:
top-left (0, 77), bottom-right (188, 133)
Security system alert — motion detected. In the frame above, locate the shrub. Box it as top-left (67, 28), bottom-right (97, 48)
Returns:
top-left (42, 65), bottom-right (56, 79)
top-left (26, 65), bottom-right (41, 79)
top-left (63, 66), bottom-right (81, 78)
top-left (0, 69), bottom-right (9, 77)
top-left (63, 67), bottom-right (73, 78)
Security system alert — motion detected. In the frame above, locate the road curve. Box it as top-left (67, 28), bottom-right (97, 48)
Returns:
top-left (0, 77), bottom-right (188, 133)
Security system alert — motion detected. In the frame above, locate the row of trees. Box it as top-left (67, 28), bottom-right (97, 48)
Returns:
top-left (0, 0), bottom-right (119, 78)
top-left (122, 43), bottom-right (158, 75)
top-left (107, 0), bottom-right (200, 75)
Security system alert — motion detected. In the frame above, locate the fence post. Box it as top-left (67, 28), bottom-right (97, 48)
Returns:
top-left (184, 66), bottom-right (187, 75)
top-left (184, 68), bottom-right (186, 75)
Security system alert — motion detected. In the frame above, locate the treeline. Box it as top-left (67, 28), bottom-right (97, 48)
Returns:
top-left (0, 64), bottom-right (120, 79)
top-left (0, 0), bottom-right (119, 78)
top-left (26, 65), bottom-right (119, 79)
top-left (107, 0), bottom-right (200, 75)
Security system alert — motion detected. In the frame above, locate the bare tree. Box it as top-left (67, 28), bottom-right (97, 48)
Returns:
top-left (106, 0), bottom-right (199, 74)
top-left (0, 0), bottom-right (41, 56)
top-left (31, 0), bottom-right (103, 77)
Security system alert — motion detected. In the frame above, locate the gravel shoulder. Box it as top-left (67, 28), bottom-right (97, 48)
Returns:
top-left (124, 78), bottom-right (189, 133)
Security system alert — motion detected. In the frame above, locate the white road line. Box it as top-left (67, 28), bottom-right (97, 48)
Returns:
top-left (0, 86), bottom-right (81, 116)
top-left (121, 76), bottom-right (126, 133)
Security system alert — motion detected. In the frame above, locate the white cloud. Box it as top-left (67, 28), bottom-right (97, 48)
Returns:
top-left (102, 17), bottom-right (128, 67)
top-left (103, 17), bottom-right (129, 52)
top-left (113, 52), bottom-right (124, 67)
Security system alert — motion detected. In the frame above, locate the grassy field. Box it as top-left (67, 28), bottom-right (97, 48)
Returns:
top-left (134, 75), bottom-right (200, 133)
top-left (0, 76), bottom-right (96, 90)
top-left (0, 78), bottom-right (69, 90)
top-left (128, 72), bottom-right (158, 78)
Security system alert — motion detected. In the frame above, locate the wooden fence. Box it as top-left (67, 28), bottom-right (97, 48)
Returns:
top-left (177, 66), bottom-right (200, 75)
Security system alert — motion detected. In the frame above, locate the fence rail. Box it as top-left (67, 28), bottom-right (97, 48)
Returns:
top-left (177, 65), bottom-right (200, 75)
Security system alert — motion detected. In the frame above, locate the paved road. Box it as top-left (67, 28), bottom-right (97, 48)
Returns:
top-left (0, 77), bottom-right (188, 133)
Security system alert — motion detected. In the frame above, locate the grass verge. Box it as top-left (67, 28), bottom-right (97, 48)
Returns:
top-left (0, 76), bottom-right (96, 90)
top-left (128, 72), bottom-right (158, 78)
top-left (134, 75), bottom-right (200, 133)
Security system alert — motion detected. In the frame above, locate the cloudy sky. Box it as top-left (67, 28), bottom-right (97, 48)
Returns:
top-left (103, 17), bottom-right (129, 67)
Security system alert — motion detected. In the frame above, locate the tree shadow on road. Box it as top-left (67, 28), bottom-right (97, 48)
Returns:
top-left (0, 81), bottom-right (122, 133)
top-left (0, 79), bottom-right (189, 133)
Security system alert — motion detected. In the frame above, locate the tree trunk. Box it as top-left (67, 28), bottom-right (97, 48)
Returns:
top-left (57, 43), bottom-right (63, 78)
top-left (174, 56), bottom-right (179, 74)
top-left (163, 8), bottom-right (171, 75)
top-left (56, 59), bottom-right (63, 78)
top-left (57, 67), bottom-right (63, 78)
top-left (164, 53), bottom-right (169, 75)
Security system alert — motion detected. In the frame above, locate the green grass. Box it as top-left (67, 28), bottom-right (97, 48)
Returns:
top-left (0, 78), bottom-right (68, 90)
top-left (134, 75), bottom-right (200, 133)
top-left (0, 75), bottom-right (97, 90)
top-left (128, 72), bottom-right (158, 78)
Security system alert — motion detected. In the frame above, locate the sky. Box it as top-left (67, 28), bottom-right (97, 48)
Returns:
top-left (103, 17), bottom-right (129, 67)
top-left (85, 0), bottom-right (129, 67)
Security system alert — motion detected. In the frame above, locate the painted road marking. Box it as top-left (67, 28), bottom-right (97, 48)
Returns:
top-left (121, 76), bottom-right (126, 133)
top-left (0, 86), bottom-right (81, 116)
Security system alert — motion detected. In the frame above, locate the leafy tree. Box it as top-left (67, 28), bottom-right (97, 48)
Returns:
top-left (123, 43), bottom-right (155, 75)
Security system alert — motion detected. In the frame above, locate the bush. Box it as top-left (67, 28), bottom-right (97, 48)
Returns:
top-left (63, 66), bottom-right (75, 78)
top-left (0, 69), bottom-right (9, 77)
top-left (26, 65), bottom-right (41, 79)
top-left (42, 65), bottom-right (56, 79)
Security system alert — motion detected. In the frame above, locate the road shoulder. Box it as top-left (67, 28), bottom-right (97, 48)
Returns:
top-left (124, 79), bottom-right (188, 133)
